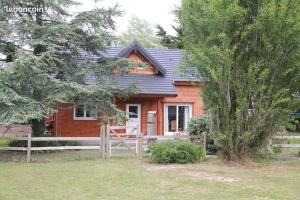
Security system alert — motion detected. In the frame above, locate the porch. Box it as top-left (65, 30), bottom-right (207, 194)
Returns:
top-left (50, 91), bottom-right (200, 137)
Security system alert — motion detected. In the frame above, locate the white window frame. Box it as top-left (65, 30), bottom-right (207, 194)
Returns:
top-left (73, 103), bottom-right (97, 120)
top-left (164, 103), bottom-right (192, 135)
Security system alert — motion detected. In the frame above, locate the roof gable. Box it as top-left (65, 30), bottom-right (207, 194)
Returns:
top-left (117, 41), bottom-right (166, 75)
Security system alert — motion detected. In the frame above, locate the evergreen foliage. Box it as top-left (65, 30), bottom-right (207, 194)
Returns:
top-left (0, 0), bottom-right (136, 136)
top-left (181, 0), bottom-right (300, 160)
top-left (156, 9), bottom-right (184, 49)
top-left (188, 115), bottom-right (212, 136)
top-left (117, 16), bottom-right (162, 48)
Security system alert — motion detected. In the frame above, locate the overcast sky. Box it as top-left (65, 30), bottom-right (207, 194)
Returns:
top-left (0, 0), bottom-right (180, 58)
top-left (73, 0), bottom-right (181, 35)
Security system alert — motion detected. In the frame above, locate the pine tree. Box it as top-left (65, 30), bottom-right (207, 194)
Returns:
top-left (156, 24), bottom-right (184, 49)
top-left (156, 9), bottom-right (184, 49)
top-left (0, 0), bottom-right (135, 136)
top-left (181, 0), bottom-right (300, 160)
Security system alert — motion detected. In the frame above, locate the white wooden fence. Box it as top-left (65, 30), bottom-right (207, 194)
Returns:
top-left (0, 124), bottom-right (207, 163)
top-left (271, 135), bottom-right (300, 148)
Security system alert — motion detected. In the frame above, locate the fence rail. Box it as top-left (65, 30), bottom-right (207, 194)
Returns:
top-left (0, 125), bottom-right (207, 162)
top-left (0, 136), bottom-right (101, 141)
top-left (272, 144), bottom-right (300, 148)
top-left (271, 135), bottom-right (300, 149)
top-left (273, 136), bottom-right (300, 139)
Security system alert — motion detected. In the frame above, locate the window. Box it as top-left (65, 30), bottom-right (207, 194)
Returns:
top-left (74, 104), bottom-right (96, 120)
top-left (128, 106), bottom-right (138, 118)
top-left (164, 104), bottom-right (192, 134)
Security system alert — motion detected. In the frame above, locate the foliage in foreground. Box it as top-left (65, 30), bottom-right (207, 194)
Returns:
top-left (9, 140), bottom-right (80, 147)
top-left (0, 0), bottom-right (136, 136)
top-left (148, 140), bottom-right (205, 164)
top-left (188, 115), bottom-right (217, 155)
top-left (188, 115), bottom-right (212, 136)
top-left (272, 146), bottom-right (283, 154)
top-left (181, 0), bottom-right (300, 160)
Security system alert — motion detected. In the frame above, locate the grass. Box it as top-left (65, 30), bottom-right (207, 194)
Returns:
top-left (288, 138), bottom-right (300, 144)
top-left (273, 132), bottom-right (300, 145)
top-left (0, 138), bottom-right (8, 147)
top-left (0, 149), bottom-right (299, 200)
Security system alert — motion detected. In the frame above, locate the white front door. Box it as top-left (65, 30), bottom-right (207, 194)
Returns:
top-left (126, 104), bottom-right (141, 134)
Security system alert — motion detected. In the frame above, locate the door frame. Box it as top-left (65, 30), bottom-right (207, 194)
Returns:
top-left (126, 104), bottom-right (141, 134)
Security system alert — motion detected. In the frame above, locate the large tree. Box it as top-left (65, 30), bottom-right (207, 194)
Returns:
top-left (0, 0), bottom-right (135, 136)
top-left (156, 24), bottom-right (184, 49)
top-left (117, 16), bottom-right (162, 48)
top-left (181, 0), bottom-right (300, 160)
top-left (156, 9), bottom-right (184, 49)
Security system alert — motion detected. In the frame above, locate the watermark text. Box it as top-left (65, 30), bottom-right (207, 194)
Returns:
top-left (4, 6), bottom-right (44, 13)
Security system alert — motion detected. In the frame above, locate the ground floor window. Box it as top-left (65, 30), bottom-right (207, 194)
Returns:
top-left (164, 104), bottom-right (192, 133)
top-left (74, 104), bottom-right (96, 120)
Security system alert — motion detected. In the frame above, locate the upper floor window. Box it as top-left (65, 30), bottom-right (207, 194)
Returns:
top-left (74, 104), bottom-right (97, 120)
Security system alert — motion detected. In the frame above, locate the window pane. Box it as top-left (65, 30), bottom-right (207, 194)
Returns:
top-left (168, 106), bottom-right (177, 132)
top-left (129, 106), bottom-right (138, 118)
top-left (178, 106), bottom-right (184, 131)
top-left (75, 105), bottom-right (84, 118)
top-left (86, 105), bottom-right (96, 118)
top-left (178, 106), bottom-right (190, 131)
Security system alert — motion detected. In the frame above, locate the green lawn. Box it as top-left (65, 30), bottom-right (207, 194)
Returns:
top-left (0, 149), bottom-right (299, 200)
top-left (0, 138), bottom-right (8, 147)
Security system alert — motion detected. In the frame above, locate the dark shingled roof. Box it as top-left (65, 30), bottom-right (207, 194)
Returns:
top-left (90, 41), bottom-right (200, 95)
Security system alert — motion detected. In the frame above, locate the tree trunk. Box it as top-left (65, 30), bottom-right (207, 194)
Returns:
top-left (31, 119), bottom-right (45, 137)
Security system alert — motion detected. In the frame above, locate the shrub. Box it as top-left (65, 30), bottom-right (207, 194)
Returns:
top-left (9, 140), bottom-right (80, 147)
top-left (298, 150), bottom-right (300, 157)
top-left (148, 140), bottom-right (205, 164)
top-left (188, 115), bottom-right (217, 155)
top-left (188, 115), bottom-right (212, 136)
top-left (272, 146), bottom-right (282, 154)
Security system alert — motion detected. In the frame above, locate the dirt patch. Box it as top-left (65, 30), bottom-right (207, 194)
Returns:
top-left (184, 171), bottom-right (238, 183)
top-left (143, 163), bottom-right (187, 171)
top-left (143, 162), bottom-right (239, 183)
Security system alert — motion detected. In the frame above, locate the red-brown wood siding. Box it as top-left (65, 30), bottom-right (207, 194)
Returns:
top-left (56, 103), bottom-right (100, 136)
top-left (127, 52), bottom-right (158, 74)
top-left (53, 84), bottom-right (204, 136)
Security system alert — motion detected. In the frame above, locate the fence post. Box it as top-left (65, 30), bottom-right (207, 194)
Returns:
top-left (26, 132), bottom-right (32, 163)
top-left (203, 132), bottom-right (207, 152)
top-left (267, 137), bottom-right (273, 153)
top-left (139, 133), bottom-right (143, 159)
top-left (100, 125), bottom-right (105, 159)
top-left (136, 125), bottom-right (143, 159)
top-left (106, 125), bottom-right (110, 158)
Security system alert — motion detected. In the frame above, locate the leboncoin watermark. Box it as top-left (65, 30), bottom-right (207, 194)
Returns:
top-left (4, 6), bottom-right (44, 13)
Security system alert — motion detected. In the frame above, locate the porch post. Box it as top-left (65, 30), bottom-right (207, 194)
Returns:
top-left (157, 99), bottom-right (163, 135)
